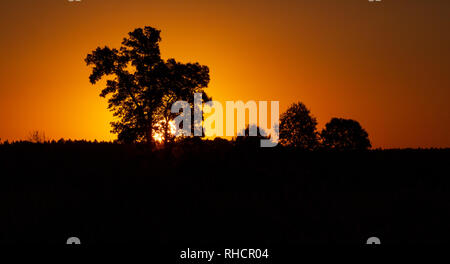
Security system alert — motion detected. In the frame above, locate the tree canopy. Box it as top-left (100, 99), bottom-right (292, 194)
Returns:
top-left (279, 102), bottom-right (319, 150)
top-left (321, 118), bottom-right (371, 151)
top-left (85, 26), bottom-right (210, 144)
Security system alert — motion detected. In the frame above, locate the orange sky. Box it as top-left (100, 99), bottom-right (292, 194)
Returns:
top-left (0, 0), bottom-right (449, 148)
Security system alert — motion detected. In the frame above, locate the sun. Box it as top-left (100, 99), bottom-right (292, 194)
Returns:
top-left (153, 120), bottom-right (177, 143)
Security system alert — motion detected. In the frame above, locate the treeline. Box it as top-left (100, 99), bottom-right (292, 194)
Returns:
top-left (1, 136), bottom-right (449, 244)
top-left (0, 138), bottom-right (114, 145)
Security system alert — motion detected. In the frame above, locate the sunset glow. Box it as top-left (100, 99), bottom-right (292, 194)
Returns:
top-left (0, 0), bottom-right (449, 148)
top-left (1, 0), bottom-right (450, 247)
top-left (153, 121), bottom-right (177, 143)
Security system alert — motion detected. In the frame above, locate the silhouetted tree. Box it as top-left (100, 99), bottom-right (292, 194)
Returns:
top-left (234, 125), bottom-right (270, 149)
top-left (85, 27), bottom-right (210, 144)
top-left (27, 131), bottom-right (46, 143)
top-left (321, 118), bottom-right (371, 151)
top-left (279, 102), bottom-right (319, 150)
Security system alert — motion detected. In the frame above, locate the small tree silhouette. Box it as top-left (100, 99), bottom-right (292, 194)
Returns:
top-left (234, 125), bottom-right (270, 149)
top-left (27, 131), bottom-right (46, 143)
top-left (279, 102), bottom-right (319, 150)
top-left (321, 118), bottom-right (371, 151)
top-left (85, 26), bottom-right (210, 145)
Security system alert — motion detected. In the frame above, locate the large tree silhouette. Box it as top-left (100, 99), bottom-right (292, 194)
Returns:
top-left (279, 102), bottom-right (319, 150)
top-left (321, 118), bottom-right (371, 151)
top-left (85, 27), bottom-right (210, 144)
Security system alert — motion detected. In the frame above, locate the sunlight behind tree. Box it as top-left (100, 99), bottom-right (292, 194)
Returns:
top-left (153, 120), bottom-right (177, 143)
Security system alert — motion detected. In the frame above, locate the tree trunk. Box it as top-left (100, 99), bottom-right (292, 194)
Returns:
top-left (146, 127), bottom-right (153, 146)
top-left (146, 116), bottom-right (154, 147)
top-left (163, 118), bottom-right (169, 145)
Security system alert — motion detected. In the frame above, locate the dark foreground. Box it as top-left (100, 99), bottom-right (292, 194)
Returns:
top-left (0, 141), bottom-right (449, 245)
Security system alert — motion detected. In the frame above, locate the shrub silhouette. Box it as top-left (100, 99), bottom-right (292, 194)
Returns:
top-left (279, 102), bottom-right (319, 150)
top-left (234, 125), bottom-right (270, 149)
top-left (321, 118), bottom-right (371, 151)
top-left (27, 131), bottom-right (46, 144)
top-left (85, 26), bottom-right (210, 145)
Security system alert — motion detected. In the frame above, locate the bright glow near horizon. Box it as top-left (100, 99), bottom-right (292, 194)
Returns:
top-left (0, 0), bottom-right (449, 148)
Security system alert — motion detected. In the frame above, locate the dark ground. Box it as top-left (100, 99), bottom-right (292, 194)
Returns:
top-left (0, 140), bottom-right (449, 245)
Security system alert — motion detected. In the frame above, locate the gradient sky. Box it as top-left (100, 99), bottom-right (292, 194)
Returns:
top-left (0, 0), bottom-right (449, 148)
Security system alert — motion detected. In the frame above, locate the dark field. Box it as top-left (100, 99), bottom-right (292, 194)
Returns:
top-left (1, 141), bottom-right (449, 245)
